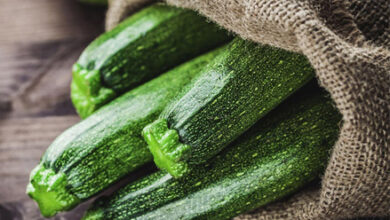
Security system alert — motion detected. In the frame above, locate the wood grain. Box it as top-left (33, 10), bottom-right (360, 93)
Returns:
top-left (0, 0), bottom-right (105, 118)
top-left (0, 0), bottom-right (105, 44)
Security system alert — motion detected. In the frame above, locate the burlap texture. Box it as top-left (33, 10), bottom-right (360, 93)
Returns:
top-left (106, 1), bottom-right (390, 219)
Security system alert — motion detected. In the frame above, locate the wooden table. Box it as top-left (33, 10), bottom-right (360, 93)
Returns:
top-left (0, 0), bottom-right (106, 219)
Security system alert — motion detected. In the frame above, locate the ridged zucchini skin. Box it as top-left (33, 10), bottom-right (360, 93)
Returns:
top-left (26, 48), bottom-right (223, 218)
top-left (143, 38), bottom-right (315, 177)
top-left (72, 4), bottom-right (231, 118)
top-left (83, 85), bottom-right (341, 220)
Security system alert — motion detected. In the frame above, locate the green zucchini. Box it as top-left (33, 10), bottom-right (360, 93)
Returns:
top-left (26, 48), bottom-right (224, 218)
top-left (143, 38), bottom-right (315, 178)
top-left (72, 4), bottom-right (231, 118)
top-left (83, 84), bottom-right (341, 220)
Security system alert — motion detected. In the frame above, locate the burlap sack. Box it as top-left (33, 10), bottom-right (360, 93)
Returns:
top-left (106, 1), bottom-right (390, 219)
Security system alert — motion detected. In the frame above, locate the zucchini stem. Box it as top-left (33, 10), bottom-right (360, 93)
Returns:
top-left (143, 119), bottom-right (190, 178)
top-left (26, 163), bottom-right (80, 217)
top-left (71, 63), bottom-right (116, 119)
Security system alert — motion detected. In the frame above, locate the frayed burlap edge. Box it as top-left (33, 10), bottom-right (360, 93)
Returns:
top-left (106, 0), bottom-right (157, 30)
top-left (106, 0), bottom-right (390, 219)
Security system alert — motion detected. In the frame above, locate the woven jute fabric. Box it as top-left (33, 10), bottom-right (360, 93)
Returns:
top-left (106, 0), bottom-right (390, 219)
top-left (106, 0), bottom-right (156, 31)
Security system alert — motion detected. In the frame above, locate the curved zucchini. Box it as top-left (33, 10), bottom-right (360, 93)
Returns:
top-left (26, 48), bottom-right (224, 217)
top-left (143, 38), bottom-right (315, 177)
top-left (83, 85), bottom-right (341, 220)
top-left (72, 4), bottom-right (231, 118)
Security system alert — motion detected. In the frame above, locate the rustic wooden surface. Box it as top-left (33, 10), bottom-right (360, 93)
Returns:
top-left (0, 0), bottom-right (106, 219)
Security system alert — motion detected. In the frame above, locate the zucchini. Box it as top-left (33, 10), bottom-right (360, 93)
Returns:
top-left (72, 4), bottom-right (231, 118)
top-left (83, 84), bottom-right (341, 220)
top-left (26, 48), bottom-right (223, 218)
top-left (143, 38), bottom-right (315, 178)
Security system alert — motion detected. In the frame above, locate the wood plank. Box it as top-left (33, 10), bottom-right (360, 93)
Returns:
top-left (0, 0), bottom-right (105, 118)
top-left (0, 0), bottom-right (106, 44)
top-left (0, 0), bottom-right (106, 218)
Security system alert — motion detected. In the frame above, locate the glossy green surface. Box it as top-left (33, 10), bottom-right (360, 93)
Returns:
top-left (72, 4), bottom-right (231, 118)
top-left (84, 85), bottom-right (341, 220)
top-left (27, 48), bottom-right (223, 217)
top-left (144, 38), bottom-right (315, 177)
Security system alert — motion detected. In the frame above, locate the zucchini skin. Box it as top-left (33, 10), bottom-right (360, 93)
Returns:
top-left (143, 38), bottom-right (315, 177)
top-left (26, 48), bottom-right (223, 218)
top-left (84, 85), bottom-right (341, 220)
top-left (72, 4), bottom-right (231, 118)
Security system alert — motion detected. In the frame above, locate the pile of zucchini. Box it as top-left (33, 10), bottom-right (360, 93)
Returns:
top-left (27, 4), bottom-right (341, 219)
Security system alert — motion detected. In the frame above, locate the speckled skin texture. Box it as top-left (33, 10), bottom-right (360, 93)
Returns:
top-left (144, 38), bottom-right (315, 177)
top-left (72, 4), bottom-right (231, 117)
top-left (27, 48), bottom-right (223, 217)
top-left (84, 85), bottom-right (341, 220)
